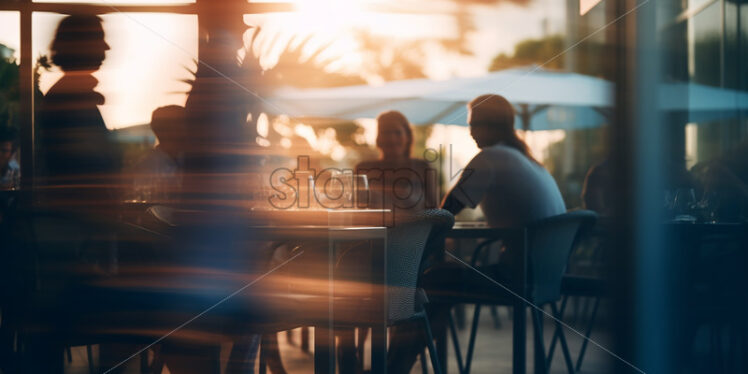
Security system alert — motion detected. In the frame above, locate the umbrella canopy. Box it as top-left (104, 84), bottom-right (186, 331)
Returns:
top-left (268, 67), bottom-right (748, 129)
top-left (268, 67), bottom-right (614, 130)
top-left (659, 82), bottom-right (748, 123)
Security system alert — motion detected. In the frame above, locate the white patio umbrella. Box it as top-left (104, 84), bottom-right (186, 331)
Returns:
top-left (267, 67), bottom-right (615, 130)
top-left (659, 82), bottom-right (748, 123)
top-left (267, 67), bottom-right (748, 129)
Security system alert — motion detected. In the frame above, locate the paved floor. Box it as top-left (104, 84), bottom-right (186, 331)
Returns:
top-left (64, 303), bottom-right (613, 373)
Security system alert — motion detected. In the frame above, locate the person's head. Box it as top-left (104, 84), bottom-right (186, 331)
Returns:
top-left (376, 110), bottom-right (413, 160)
top-left (51, 15), bottom-right (109, 72)
top-left (0, 126), bottom-right (19, 169)
top-left (150, 106), bottom-right (186, 157)
top-left (467, 94), bottom-right (538, 164)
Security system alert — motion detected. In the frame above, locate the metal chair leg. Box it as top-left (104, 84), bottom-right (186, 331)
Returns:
top-left (357, 327), bottom-right (367, 373)
top-left (447, 312), bottom-right (465, 374)
top-left (547, 303), bottom-right (574, 374)
top-left (490, 306), bottom-right (502, 329)
top-left (420, 349), bottom-right (429, 374)
top-left (575, 296), bottom-right (601, 372)
top-left (285, 330), bottom-right (295, 346)
top-left (338, 328), bottom-right (356, 374)
top-left (140, 350), bottom-right (149, 374)
top-left (421, 314), bottom-right (444, 374)
top-left (259, 335), bottom-right (267, 374)
top-left (87, 345), bottom-right (95, 374)
top-left (531, 309), bottom-right (546, 374)
top-left (513, 302), bottom-right (526, 374)
top-left (546, 295), bottom-right (569, 361)
top-left (463, 305), bottom-right (482, 374)
top-left (300, 327), bottom-right (310, 353)
top-left (435, 320), bottom-right (448, 374)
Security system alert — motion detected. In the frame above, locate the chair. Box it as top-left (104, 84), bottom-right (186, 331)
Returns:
top-left (439, 210), bottom-right (597, 374)
top-left (545, 221), bottom-right (610, 374)
top-left (285, 209), bottom-right (455, 374)
top-left (5, 207), bottom-right (305, 374)
top-left (3, 208), bottom-right (169, 373)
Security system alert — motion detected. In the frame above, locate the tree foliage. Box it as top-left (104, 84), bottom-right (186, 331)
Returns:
top-left (489, 35), bottom-right (565, 71)
top-left (0, 44), bottom-right (19, 129)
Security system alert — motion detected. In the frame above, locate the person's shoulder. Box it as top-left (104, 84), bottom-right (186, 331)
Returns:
top-left (482, 144), bottom-right (523, 157)
top-left (355, 160), bottom-right (381, 170)
top-left (468, 144), bottom-right (514, 163)
top-left (407, 158), bottom-right (432, 169)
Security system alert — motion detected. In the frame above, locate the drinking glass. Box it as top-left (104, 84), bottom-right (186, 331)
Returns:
top-left (698, 191), bottom-right (722, 223)
top-left (355, 174), bottom-right (369, 208)
top-left (673, 188), bottom-right (697, 221)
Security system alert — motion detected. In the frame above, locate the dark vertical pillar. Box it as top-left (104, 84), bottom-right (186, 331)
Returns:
top-left (614, 1), bottom-right (674, 374)
top-left (19, 1), bottom-right (34, 196)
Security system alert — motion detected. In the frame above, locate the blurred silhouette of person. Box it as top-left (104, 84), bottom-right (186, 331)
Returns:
top-left (0, 126), bottom-right (20, 190)
top-left (581, 158), bottom-right (613, 216)
top-left (387, 94), bottom-right (566, 374)
top-left (131, 105), bottom-right (186, 204)
top-left (37, 14), bottom-right (122, 209)
top-left (356, 110), bottom-right (438, 213)
top-left (0, 126), bottom-right (20, 226)
top-left (692, 142), bottom-right (748, 222)
top-left (32, 15), bottom-right (131, 373)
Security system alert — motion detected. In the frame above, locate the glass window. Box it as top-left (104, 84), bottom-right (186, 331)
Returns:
top-left (34, 0), bottom-right (194, 3)
top-left (741, 0), bottom-right (748, 91)
top-left (33, 12), bottom-right (197, 129)
top-left (0, 12), bottom-right (20, 129)
top-left (688, 0), bottom-right (722, 86)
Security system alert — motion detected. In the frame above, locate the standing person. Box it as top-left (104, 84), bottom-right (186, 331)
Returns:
top-left (356, 110), bottom-right (438, 214)
top-left (37, 14), bottom-right (122, 210)
top-left (32, 15), bottom-right (130, 373)
top-left (387, 94), bottom-right (566, 374)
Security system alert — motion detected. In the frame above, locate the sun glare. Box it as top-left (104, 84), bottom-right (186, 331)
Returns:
top-left (291, 0), bottom-right (366, 29)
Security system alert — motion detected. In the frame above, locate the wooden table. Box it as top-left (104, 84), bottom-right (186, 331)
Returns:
top-left (120, 207), bottom-right (392, 374)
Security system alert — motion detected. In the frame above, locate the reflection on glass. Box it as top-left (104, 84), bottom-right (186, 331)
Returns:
top-left (34, 0), bottom-right (194, 3)
top-left (33, 12), bottom-right (197, 129)
top-left (688, 1), bottom-right (721, 87)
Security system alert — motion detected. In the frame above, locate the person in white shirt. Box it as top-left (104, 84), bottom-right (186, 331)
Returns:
top-left (441, 93), bottom-right (565, 225)
top-left (387, 94), bottom-right (566, 374)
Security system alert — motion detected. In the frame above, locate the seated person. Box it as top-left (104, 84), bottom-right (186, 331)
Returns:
top-left (388, 94), bottom-right (566, 374)
top-left (441, 94), bottom-right (565, 226)
top-left (0, 126), bottom-right (20, 190)
top-left (581, 159), bottom-right (612, 216)
top-left (131, 105), bottom-right (186, 205)
top-left (0, 126), bottom-right (20, 225)
top-left (691, 141), bottom-right (748, 222)
top-left (356, 110), bottom-right (438, 214)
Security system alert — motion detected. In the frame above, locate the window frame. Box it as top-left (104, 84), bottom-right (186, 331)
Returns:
top-left (3, 0), bottom-right (294, 188)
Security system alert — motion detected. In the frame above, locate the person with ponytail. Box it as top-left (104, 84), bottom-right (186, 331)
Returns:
top-left (441, 94), bottom-right (565, 226)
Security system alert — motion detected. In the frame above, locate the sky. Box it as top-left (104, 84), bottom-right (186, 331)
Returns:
top-left (0, 0), bottom-right (569, 128)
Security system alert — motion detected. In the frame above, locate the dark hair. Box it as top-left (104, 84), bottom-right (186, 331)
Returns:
top-left (376, 110), bottom-right (413, 158)
top-left (468, 94), bottom-right (540, 165)
top-left (0, 126), bottom-right (19, 150)
top-left (50, 15), bottom-right (106, 71)
top-left (150, 105), bottom-right (185, 141)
